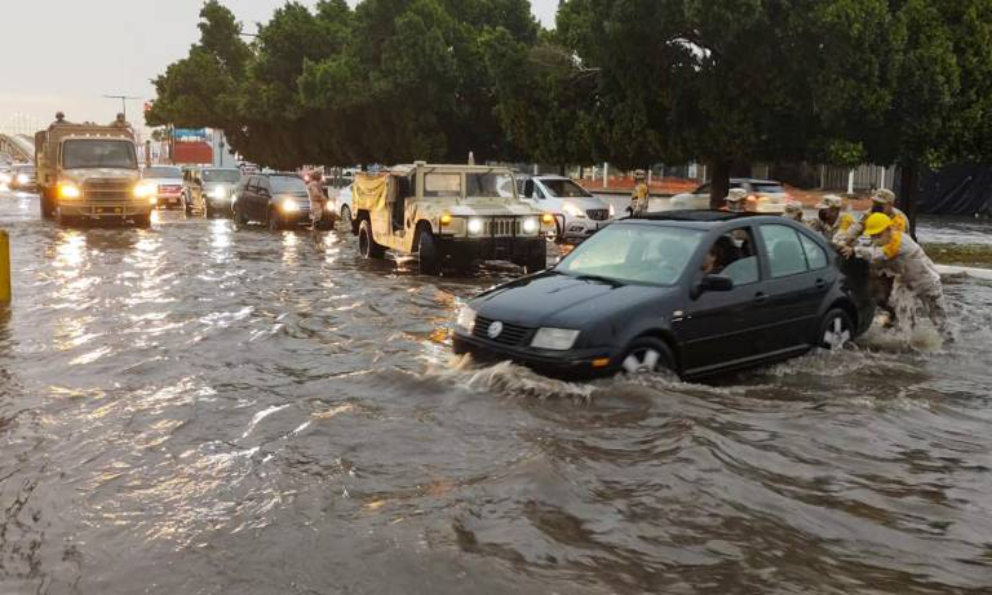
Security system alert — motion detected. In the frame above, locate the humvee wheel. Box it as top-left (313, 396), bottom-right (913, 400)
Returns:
top-left (359, 219), bottom-right (385, 259)
top-left (416, 227), bottom-right (442, 276)
top-left (133, 214), bottom-right (151, 229)
top-left (40, 190), bottom-right (55, 220)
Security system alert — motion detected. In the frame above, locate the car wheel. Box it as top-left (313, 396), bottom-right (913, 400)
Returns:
top-left (619, 338), bottom-right (674, 375)
top-left (417, 227), bottom-right (442, 276)
top-left (341, 205), bottom-right (351, 224)
top-left (268, 210), bottom-right (282, 232)
top-left (358, 219), bottom-right (385, 259)
top-left (818, 308), bottom-right (854, 351)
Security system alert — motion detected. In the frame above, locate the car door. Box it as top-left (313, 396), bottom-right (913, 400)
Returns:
top-left (755, 223), bottom-right (835, 353)
top-left (254, 177), bottom-right (273, 221)
top-left (674, 225), bottom-right (773, 375)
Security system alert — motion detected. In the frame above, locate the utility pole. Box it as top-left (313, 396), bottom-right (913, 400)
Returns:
top-left (102, 94), bottom-right (141, 121)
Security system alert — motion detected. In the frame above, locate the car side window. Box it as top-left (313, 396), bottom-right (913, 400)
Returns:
top-left (799, 233), bottom-right (828, 270)
top-left (695, 183), bottom-right (710, 195)
top-left (702, 228), bottom-right (760, 285)
top-left (760, 224), bottom-right (808, 278)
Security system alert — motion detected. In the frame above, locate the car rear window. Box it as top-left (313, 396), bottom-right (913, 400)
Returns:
top-left (752, 183), bottom-right (786, 194)
top-left (558, 224), bottom-right (704, 286)
top-left (143, 167), bottom-right (182, 179)
top-left (270, 176), bottom-right (306, 193)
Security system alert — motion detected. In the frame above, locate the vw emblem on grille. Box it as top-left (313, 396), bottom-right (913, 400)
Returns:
top-left (487, 321), bottom-right (504, 339)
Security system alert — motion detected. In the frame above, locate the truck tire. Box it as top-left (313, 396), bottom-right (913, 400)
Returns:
top-left (359, 219), bottom-right (384, 258)
top-left (55, 207), bottom-right (75, 227)
top-left (416, 227), bottom-right (442, 276)
top-left (40, 190), bottom-right (55, 220)
top-left (133, 214), bottom-right (151, 229)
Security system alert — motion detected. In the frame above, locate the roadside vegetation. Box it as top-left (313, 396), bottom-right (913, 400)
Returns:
top-left (149, 0), bottom-right (992, 232)
top-left (925, 243), bottom-right (992, 268)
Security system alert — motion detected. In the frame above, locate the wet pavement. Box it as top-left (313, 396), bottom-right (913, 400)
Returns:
top-left (0, 191), bottom-right (990, 595)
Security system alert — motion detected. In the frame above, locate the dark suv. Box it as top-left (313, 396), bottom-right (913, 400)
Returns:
top-left (233, 173), bottom-right (310, 230)
top-left (453, 211), bottom-right (874, 380)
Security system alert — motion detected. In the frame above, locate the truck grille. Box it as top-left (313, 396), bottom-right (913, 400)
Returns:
top-left (484, 218), bottom-right (520, 237)
top-left (473, 317), bottom-right (532, 347)
top-left (587, 209), bottom-right (610, 221)
top-left (84, 179), bottom-right (131, 202)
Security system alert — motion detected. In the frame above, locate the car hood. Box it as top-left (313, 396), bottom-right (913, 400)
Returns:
top-left (561, 196), bottom-right (609, 210)
top-left (471, 271), bottom-right (670, 329)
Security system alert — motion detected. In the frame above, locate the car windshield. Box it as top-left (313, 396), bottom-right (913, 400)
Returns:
top-left (143, 167), bottom-right (181, 179)
top-left (14, 165), bottom-right (34, 174)
top-left (466, 172), bottom-right (516, 198)
top-left (752, 183), bottom-right (786, 194)
top-left (557, 223), bottom-right (704, 286)
top-left (270, 176), bottom-right (306, 194)
top-left (202, 169), bottom-right (242, 184)
top-left (542, 179), bottom-right (592, 198)
top-left (62, 139), bottom-right (137, 170)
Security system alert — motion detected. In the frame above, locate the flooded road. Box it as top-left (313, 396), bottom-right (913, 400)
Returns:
top-left (0, 191), bottom-right (990, 595)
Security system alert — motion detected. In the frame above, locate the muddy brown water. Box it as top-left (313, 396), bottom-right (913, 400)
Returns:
top-left (0, 192), bottom-right (990, 594)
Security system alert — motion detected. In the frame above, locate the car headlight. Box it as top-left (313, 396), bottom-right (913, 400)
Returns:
top-left (522, 217), bottom-right (540, 234)
top-left (59, 183), bottom-right (81, 199)
top-left (562, 203), bottom-right (586, 219)
top-left (467, 217), bottom-right (484, 235)
top-left (210, 186), bottom-right (228, 200)
top-left (609, 203), bottom-right (616, 217)
top-left (456, 306), bottom-right (477, 332)
top-left (280, 198), bottom-right (300, 213)
top-left (0, 173), bottom-right (11, 184)
top-left (531, 328), bottom-right (581, 351)
top-left (17, 174), bottom-right (29, 185)
top-left (134, 182), bottom-right (156, 199)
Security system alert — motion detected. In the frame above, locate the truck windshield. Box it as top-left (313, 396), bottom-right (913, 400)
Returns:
top-left (202, 169), bottom-right (241, 184)
top-left (142, 167), bottom-right (182, 179)
top-left (557, 224), bottom-right (704, 286)
top-left (62, 140), bottom-right (137, 170)
top-left (466, 173), bottom-right (516, 198)
top-left (542, 179), bottom-right (592, 198)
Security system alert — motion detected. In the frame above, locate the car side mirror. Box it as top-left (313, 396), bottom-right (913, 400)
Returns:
top-left (692, 274), bottom-right (734, 299)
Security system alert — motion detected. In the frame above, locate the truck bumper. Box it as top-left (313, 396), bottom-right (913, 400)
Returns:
top-left (60, 203), bottom-right (153, 219)
top-left (440, 237), bottom-right (545, 262)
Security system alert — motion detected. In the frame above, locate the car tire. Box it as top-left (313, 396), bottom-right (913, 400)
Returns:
top-left (416, 227), bottom-right (443, 276)
top-left (619, 337), bottom-right (675, 375)
top-left (818, 308), bottom-right (854, 351)
top-left (341, 205), bottom-right (351, 225)
top-left (359, 219), bottom-right (385, 259)
top-left (268, 210), bottom-right (283, 232)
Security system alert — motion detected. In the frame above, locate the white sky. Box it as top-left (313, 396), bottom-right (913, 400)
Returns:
top-left (0, 0), bottom-right (559, 133)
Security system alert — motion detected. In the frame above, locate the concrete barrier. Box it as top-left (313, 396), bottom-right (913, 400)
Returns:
top-left (936, 264), bottom-right (992, 281)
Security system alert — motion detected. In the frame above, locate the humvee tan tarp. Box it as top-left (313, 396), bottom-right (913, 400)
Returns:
top-left (354, 173), bottom-right (389, 211)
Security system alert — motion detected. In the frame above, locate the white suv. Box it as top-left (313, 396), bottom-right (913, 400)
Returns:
top-left (517, 175), bottom-right (614, 243)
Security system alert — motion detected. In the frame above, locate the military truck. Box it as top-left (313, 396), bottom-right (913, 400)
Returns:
top-left (351, 162), bottom-right (555, 275)
top-left (35, 114), bottom-right (154, 226)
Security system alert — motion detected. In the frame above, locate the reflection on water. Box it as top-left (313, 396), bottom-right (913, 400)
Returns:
top-left (0, 203), bottom-right (990, 594)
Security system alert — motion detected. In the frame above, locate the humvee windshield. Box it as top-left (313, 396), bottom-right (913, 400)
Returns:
top-left (62, 139), bottom-right (137, 170)
top-left (467, 172), bottom-right (516, 198)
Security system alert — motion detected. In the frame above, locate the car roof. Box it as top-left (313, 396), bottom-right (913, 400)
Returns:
top-left (256, 172), bottom-right (301, 178)
top-left (620, 210), bottom-right (793, 229)
top-left (730, 178), bottom-right (782, 185)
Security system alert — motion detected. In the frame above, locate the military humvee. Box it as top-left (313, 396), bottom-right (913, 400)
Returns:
top-left (351, 162), bottom-right (554, 275)
top-left (35, 114), bottom-right (154, 226)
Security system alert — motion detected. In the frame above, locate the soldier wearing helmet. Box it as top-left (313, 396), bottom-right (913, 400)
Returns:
top-left (782, 202), bottom-right (804, 222)
top-left (839, 188), bottom-right (909, 246)
top-left (841, 213), bottom-right (948, 336)
top-left (723, 188), bottom-right (750, 213)
top-left (630, 170), bottom-right (650, 216)
top-left (809, 194), bottom-right (854, 241)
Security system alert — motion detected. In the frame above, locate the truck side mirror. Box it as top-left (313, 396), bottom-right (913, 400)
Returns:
top-left (523, 179), bottom-right (535, 198)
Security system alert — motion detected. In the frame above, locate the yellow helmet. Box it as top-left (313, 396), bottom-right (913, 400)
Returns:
top-left (864, 213), bottom-right (893, 236)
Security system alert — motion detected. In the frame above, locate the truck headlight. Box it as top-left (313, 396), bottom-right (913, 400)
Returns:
top-left (17, 174), bottom-right (29, 185)
top-left (522, 217), bottom-right (540, 234)
top-left (467, 218), bottom-right (484, 235)
top-left (134, 182), bottom-right (156, 199)
top-left (563, 203), bottom-right (586, 219)
top-left (0, 173), bottom-right (10, 185)
top-left (456, 306), bottom-right (477, 332)
top-left (531, 328), bottom-right (580, 351)
top-left (59, 183), bottom-right (81, 199)
top-left (280, 198), bottom-right (300, 213)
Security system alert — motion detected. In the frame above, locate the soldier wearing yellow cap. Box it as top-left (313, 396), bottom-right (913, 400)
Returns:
top-left (842, 213), bottom-right (948, 336)
top-left (839, 188), bottom-right (909, 246)
top-left (630, 170), bottom-right (650, 216)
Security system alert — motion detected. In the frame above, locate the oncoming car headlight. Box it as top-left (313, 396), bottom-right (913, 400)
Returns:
top-left (280, 198), bottom-right (300, 213)
top-left (16, 174), bottom-right (29, 185)
top-left (467, 218), bottom-right (484, 235)
top-left (134, 182), bottom-right (156, 199)
top-left (522, 217), bottom-right (540, 234)
top-left (456, 306), bottom-right (477, 332)
top-left (531, 328), bottom-right (580, 351)
top-left (562, 203), bottom-right (586, 219)
top-left (210, 186), bottom-right (228, 200)
top-left (59, 183), bottom-right (81, 199)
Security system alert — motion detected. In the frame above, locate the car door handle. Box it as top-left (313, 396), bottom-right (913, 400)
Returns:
top-left (754, 292), bottom-right (769, 304)
top-left (815, 279), bottom-right (827, 290)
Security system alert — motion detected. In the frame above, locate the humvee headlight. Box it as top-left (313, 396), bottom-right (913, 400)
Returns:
top-left (522, 217), bottom-right (540, 234)
top-left (280, 198), bottom-right (300, 213)
top-left (134, 182), bottom-right (156, 199)
top-left (467, 218), bottom-right (484, 235)
top-left (17, 173), bottom-right (29, 185)
top-left (59, 183), bottom-right (81, 199)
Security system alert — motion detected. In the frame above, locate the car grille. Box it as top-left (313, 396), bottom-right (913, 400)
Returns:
top-left (586, 209), bottom-right (609, 221)
top-left (159, 184), bottom-right (182, 194)
top-left (84, 179), bottom-right (131, 202)
top-left (484, 218), bottom-right (520, 237)
top-left (473, 316), bottom-right (532, 347)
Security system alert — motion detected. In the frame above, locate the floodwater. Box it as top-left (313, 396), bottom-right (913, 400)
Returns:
top-left (0, 191), bottom-right (990, 595)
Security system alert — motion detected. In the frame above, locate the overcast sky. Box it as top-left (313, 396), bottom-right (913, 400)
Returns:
top-left (0, 0), bottom-right (558, 133)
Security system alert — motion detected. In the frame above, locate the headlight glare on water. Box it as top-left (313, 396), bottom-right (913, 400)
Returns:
top-left (531, 328), bottom-right (580, 351)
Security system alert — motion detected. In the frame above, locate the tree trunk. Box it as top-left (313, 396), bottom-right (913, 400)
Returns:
top-left (899, 163), bottom-right (920, 239)
top-left (559, 163), bottom-right (566, 176)
top-left (709, 158), bottom-right (732, 209)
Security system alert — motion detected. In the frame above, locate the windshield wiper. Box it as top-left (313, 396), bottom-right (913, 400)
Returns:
top-left (573, 273), bottom-right (625, 287)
